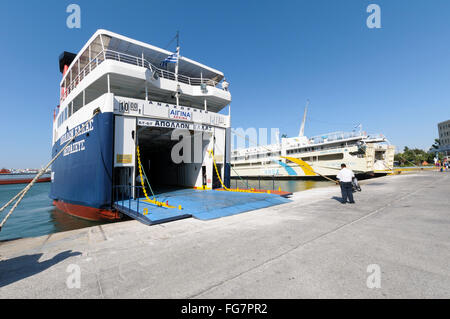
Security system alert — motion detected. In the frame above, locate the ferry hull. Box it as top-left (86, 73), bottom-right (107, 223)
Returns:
top-left (49, 112), bottom-right (118, 221)
top-left (53, 200), bottom-right (119, 221)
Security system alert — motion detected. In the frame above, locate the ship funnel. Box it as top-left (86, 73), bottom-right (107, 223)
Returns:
top-left (298, 99), bottom-right (309, 137)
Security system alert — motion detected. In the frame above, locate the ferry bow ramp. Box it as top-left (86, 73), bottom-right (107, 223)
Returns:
top-left (113, 188), bottom-right (291, 225)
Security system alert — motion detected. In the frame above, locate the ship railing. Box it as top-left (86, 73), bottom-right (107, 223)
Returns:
top-left (103, 49), bottom-right (220, 87)
top-left (113, 185), bottom-right (146, 215)
top-left (364, 134), bottom-right (385, 140)
top-left (62, 49), bottom-right (221, 102)
top-left (62, 51), bottom-right (105, 101)
top-left (308, 131), bottom-right (366, 144)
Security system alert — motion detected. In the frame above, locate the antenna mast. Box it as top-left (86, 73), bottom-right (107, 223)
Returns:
top-left (298, 99), bottom-right (310, 137)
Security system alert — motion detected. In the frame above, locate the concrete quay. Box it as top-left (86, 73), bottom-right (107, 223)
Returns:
top-left (0, 171), bottom-right (449, 298)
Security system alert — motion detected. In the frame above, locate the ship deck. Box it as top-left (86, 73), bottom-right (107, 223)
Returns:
top-left (113, 188), bottom-right (291, 225)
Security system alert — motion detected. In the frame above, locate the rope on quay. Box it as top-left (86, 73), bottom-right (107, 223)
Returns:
top-left (0, 108), bottom-right (102, 232)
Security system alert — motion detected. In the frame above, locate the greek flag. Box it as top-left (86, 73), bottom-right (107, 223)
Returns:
top-left (161, 52), bottom-right (178, 66)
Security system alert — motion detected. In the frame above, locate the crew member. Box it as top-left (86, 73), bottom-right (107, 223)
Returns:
top-left (336, 163), bottom-right (355, 204)
top-left (222, 78), bottom-right (229, 91)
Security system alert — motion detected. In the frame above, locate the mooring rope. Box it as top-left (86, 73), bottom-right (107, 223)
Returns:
top-left (0, 188), bottom-right (26, 214)
top-left (0, 108), bottom-right (102, 231)
top-left (209, 149), bottom-right (275, 194)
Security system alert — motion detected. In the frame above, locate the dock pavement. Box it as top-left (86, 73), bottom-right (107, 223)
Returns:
top-left (0, 171), bottom-right (449, 298)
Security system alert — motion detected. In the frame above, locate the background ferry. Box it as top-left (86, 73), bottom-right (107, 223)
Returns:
top-left (0, 170), bottom-right (51, 185)
top-left (50, 30), bottom-right (232, 221)
top-left (231, 104), bottom-right (395, 179)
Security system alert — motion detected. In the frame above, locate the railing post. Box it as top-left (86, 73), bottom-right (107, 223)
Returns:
top-left (137, 187), bottom-right (140, 214)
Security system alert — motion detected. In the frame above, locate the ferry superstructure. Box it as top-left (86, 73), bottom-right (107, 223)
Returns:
top-left (231, 107), bottom-right (395, 178)
top-left (50, 30), bottom-right (232, 221)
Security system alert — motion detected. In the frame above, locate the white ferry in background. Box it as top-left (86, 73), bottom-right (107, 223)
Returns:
top-left (231, 105), bottom-right (395, 179)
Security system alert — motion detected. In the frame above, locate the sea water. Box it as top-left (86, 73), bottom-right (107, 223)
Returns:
top-left (0, 183), bottom-right (105, 242)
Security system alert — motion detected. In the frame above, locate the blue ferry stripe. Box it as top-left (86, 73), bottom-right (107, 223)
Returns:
top-left (277, 160), bottom-right (297, 176)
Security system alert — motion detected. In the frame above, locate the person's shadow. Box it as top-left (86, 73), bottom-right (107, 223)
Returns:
top-left (0, 250), bottom-right (81, 288)
top-left (331, 196), bottom-right (345, 203)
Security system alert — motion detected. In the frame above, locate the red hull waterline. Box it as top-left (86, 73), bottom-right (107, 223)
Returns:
top-left (53, 200), bottom-right (121, 221)
top-left (0, 177), bottom-right (51, 185)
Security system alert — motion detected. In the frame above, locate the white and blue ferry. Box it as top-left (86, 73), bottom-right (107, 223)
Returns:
top-left (50, 30), bottom-right (232, 221)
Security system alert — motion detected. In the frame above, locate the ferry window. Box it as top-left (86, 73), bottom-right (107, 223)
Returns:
top-left (72, 93), bottom-right (84, 114)
top-left (317, 153), bottom-right (344, 161)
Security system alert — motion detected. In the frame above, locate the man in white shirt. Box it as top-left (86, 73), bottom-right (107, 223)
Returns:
top-left (336, 163), bottom-right (355, 204)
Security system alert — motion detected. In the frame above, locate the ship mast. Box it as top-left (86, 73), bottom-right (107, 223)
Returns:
top-left (298, 99), bottom-right (309, 137)
top-left (175, 31), bottom-right (180, 106)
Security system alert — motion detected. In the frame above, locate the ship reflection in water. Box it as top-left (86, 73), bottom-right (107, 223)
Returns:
top-left (0, 179), bottom-right (331, 241)
top-left (0, 183), bottom-right (107, 242)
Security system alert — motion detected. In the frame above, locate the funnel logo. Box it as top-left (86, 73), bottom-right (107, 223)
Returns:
top-left (169, 109), bottom-right (192, 121)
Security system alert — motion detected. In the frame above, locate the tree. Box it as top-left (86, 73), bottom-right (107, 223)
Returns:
top-left (395, 147), bottom-right (435, 166)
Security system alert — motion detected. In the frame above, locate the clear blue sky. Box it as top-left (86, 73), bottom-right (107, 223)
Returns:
top-left (1, 0), bottom-right (449, 168)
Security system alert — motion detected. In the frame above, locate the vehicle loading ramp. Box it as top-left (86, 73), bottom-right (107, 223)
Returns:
top-left (114, 188), bottom-right (291, 225)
